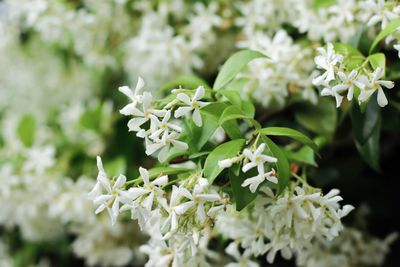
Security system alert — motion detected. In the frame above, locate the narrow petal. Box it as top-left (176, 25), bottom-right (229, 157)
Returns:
top-left (193, 86), bottom-right (205, 100)
top-left (113, 174), bottom-right (126, 190)
top-left (152, 175), bottom-right (168, 186)
top-left (118, 86), bottom-right (134, 100)
top-left (128, 117), bottom-right (148, 131)
top-left (139, 167), bottom-right (150, 185)
top-left (192, 108), bottom-right (202, 127)
top-left (174, 106), bottom-right (192, 118)
top-left (377, 88), bottom-right (388, 107)
top-left (176, 93), bottom-right (192, 105)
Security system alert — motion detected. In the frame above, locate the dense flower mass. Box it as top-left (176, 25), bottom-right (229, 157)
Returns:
top-left (0, 0), bottom-right (399, 266)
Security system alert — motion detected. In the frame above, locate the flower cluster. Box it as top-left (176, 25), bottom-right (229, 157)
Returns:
top-left (313, 43), bottom-right (395, 107)
top-left (119, 78), bottom-right (210, 162)
top-left (219, 143), bottom-right (278, 193)
top-left (216, 184), bottom-right (354, 264)
top-left (88, 155), bottom-right (227, 266)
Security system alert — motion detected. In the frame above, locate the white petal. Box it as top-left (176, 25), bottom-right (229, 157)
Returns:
top-left (377, 88), bottom-right (388, 107)
top-left (118, 86), bottom-right (134, 99)
top-left (174, 106), bottom-right (192, 118)
top-left (171, 139), bottom-right (188, 151)
top-left (175, 201), bottom-right (195, 215)
top-left (378, 80), bottom-right (394, 89)
top-left (139, 167), bottom-right (150, 185)
top-left (192, 108), bottom-right (202, 127)
top-left (176, 93), bottom-right (192, 105)
top-left (193, 86), bottom-right (205, 100)
top-left (152, 175), bottom-right (168, 186)
top-left (128, 117), bottom-right (148, 131)
top-left (242, 162), bottom-right (257, 173)
top-left (113, 174), bottom-right (126, 190)
top-left (135, 76), bottom-right (145, 94)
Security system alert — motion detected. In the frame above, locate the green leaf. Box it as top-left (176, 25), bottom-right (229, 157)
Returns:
top-left (213, 50), bottom-right (267, 90)
top-left (350, 98), bottom-right (380, 145)
top-left (262, 136), bottom-right (290, 194)
top-left (229, 167), bottom-right (258, 211)
top-left (258, 127), bottom-right (319, 155)
top-left (80, 103), bottom-right (102, 131)
top-left (219, 105), bottom-right (251, 125)
top-left (197, 112), bottom-right (219, 150)
top-left (218, 89), bottom-right (242, 107)
top-left (333, 42), bottom-right (365, 69)
top-left (17, 114), bottom-right (36, 147)
top-left (159, 75), bottom-right (210, 92)
top-left (148, 166), bottom-right (192, 178)
top-left (367, 53), bottom-right (386, 71)
top-left (369, 18), bottom-right (400, 54)
top-left (348, 25), bottom-right (364, 48)
top-left (218, 89), bottom-right (255, 118)
top-left (295, 98), bottom-right (337, 137)
top-left (355, 118), bottom-right (381, 172)
top-left (104, 157), bottom-right (127, 174)
top-left (284, 147), bottom-right (317, 167)
top-left (312, 0), bottom-right (336, 10)
top-left (204, 139), bottom-right (245, 183)
top-left (222, 120), bottom-right (242, 139)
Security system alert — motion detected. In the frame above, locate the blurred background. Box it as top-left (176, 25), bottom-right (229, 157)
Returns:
top-left (0, 0), bottom-right (399, 266)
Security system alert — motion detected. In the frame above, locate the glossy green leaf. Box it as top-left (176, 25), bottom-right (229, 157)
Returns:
top-left (262, 136), bottom-right (290, 194)
top-left (333, 42), bottom-right (365, 69)
top-left (229, 167), bottom-right (258, 211)
top-left (369, 18), bottom-right (400, 54)
top-left (355, 118), bottom-right (381, 172)
top-left (17, 114), bottom-right (36, 147)
top-left (350, 98), bottom-right (380, 145)
top-left (213, 50), bottom-right (267, 90)
top-left (367, 53), bottom-right (386, 71)
top-left (284, 147), bottom-right (317, 167)
top-left (219, 105), bottom-right (251, 125)
top-left (259, 127), bottom-right (319, 155)
top-left (204, 139), bottom-right (245, 183)
top-left (197, 112), bottom-right (220, 150)
top-left (295, 98), bottom-right (337, 137)
top-left (159, 75), bottom-right (210, 92)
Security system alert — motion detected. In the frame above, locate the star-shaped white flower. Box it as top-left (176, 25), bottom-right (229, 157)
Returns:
top-left (126, 92), bottom-right (167, 132)
top-left (88, 156), bottom-right (126, 225)
top-left (242, 169), bottom-right (277, 193)
top-left (312, 43), bottom-right (343, 86)
top-left (119, 76), bottom-right (144, 115)
top-left (358, 67), bottom-right (394, 107)
top-left (146, 131), bottom-right (188, 162)
top-left (174, 86), bottom-right (209, 127)
top-left (149, 110), bottom-right (183, 140)
top-left (174, 178), bottom-right (221, 223)
top-left (136, 167), bottom-right (169, 211)
top-left (242, 143), bottom-right (277, 174)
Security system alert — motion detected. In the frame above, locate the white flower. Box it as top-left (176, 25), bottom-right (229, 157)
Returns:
top-left (159, 185), bottom-right (182, 236)
top-left (358, 67), bottom-right (394, 107)
top-left (365, 0), bottom-right (400, 28)
top-left (175, 178), bottom-right (221, 223)
top-left (174, 86), bottom-right (209, 127)
top-left (146, 131), bottom-right (188, 162)
top-left (88, 156), bottom-right (126, 225)
top-left (312, 43), bottom-right (343, 86)
top-left (135, 166), bottom-right (168, 211)
top-left (118, 76), bottom-right (144, 115)
top-left (242, 169), bottom-right (277, 193)
top-left (23, 145), bottom-right (55, 174)
top-left (225, 242), bottom-right (259, 267)
top-left (242, 143), bottom-right (277, 174)
top-left (125, 92), bottom-right (166, 132)
top-left (149, 110), bottom-right (183, 140)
